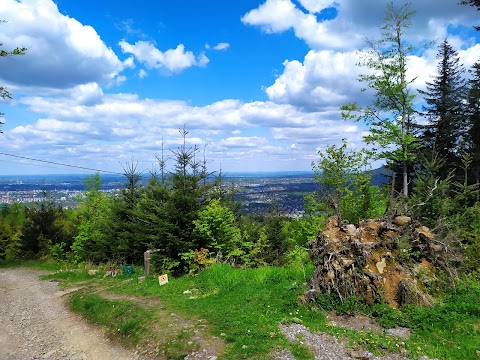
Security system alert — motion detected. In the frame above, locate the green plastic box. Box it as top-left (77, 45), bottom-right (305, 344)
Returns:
top-left (122, 264), bottom-right (134, 275)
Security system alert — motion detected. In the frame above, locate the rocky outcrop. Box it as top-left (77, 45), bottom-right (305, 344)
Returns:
top-left (303, 216), bottom-right (451, 308)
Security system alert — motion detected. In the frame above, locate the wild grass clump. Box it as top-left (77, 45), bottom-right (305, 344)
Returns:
top-left (69, 292), bottom-right (150, 346)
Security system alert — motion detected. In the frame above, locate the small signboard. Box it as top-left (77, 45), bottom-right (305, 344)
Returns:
top-left (158, 274), bottom-right (169, 286)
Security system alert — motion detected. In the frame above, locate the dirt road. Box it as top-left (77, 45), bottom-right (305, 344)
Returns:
top-left (0, 268), bottom-right (143, 360)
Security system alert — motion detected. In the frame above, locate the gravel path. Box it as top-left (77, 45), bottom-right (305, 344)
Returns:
top-left (278, 323), bottom-right (413, 360)
top-left (0, 268), bottom-right (144, 360)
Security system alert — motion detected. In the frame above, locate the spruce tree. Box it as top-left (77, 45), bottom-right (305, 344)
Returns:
top-left (110, 161), bottom-right (143, 262)
top-left (465, 60), bottom-right (480, 201)
top-left (418, 39), bottom-right (467, 183)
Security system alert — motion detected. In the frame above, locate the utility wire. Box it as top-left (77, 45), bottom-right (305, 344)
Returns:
top-left (0, 158), bottom-right (72, 171)
top-left (0, 152), bottom-right (124, 175)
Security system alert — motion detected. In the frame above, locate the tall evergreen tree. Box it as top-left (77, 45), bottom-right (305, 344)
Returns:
top-left (465, 60), bottom-right (480, 201)
top-left (418, 39), bottom-right (467, 183)
top-left (164, 128), bottom-right (209, 270)
top-left (21, 196), bottom-right (67, 258)
top-left (110, 161), bottom-right (143, 262)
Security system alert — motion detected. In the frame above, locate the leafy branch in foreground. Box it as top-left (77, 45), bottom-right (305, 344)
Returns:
top-left (1, 20), bottom-right (27, 132)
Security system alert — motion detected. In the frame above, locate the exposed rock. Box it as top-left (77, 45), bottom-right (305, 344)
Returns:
top-left (349, 350), bottom-right (373, 360)
top-left (87, 269), bottom-right (99, 276)
top-left (376, 258), bottom-right (387, 274)
top-left (393, 216), bottom-right (411, 226)
top-left (345, 224), bottom-right (358, 237)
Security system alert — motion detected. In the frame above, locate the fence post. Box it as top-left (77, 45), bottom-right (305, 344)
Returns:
top-left (144, 249), bottom-right (162, 276)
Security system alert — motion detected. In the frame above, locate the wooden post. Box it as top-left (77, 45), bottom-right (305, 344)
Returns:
top-left (144, 249), bottom-right (162, 277)
top-left (144, 250), bottom-right (150, 276)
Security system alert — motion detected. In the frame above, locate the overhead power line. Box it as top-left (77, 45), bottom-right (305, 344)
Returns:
top-left (0, 152), bottom-right (124, 175)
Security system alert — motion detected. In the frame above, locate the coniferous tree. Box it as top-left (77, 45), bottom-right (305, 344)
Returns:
top-left (110, 161), bottom-right (143, 262)
top-left (465, 60), bottom-right (480, 201)
top-left (165, 128), bottom-right (208, 267)
top-left (418, 39), bottom-right (467, 183)
top-left (21, 195), bottom-right (66, 258)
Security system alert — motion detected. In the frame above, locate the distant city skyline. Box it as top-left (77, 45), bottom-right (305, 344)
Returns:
top-left (0, 0), bottom-right (479, 175)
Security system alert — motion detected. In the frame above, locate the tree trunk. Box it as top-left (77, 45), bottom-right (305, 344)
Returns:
top-left (403, 161), bottom-right (408, 197)
top-left (476, 173), bottom-right (479, 203)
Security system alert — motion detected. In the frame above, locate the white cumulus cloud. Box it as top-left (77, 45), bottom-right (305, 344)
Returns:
top-left (213, 42), bottom-right (230, 51)
top-left (119, 40), bottom-right (209, 74)
top-left (0, 0), bottom-right (126, 89)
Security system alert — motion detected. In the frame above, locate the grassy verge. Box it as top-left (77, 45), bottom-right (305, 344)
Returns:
top-left (70, 292), bottom-right (150, 346)
top-left (35, 261), bottom-right (480, 359)
top-left (0, 259), bottom-right (62, 271)
top-left (113, 264), bottom-right (316, 359)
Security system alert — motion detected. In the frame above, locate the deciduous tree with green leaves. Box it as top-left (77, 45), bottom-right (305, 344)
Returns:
top-left (342, 2), bottom-right (424, 198)
top-left (1, 22), bottom-right (26, 132)
top-left (312, 139), bottom-right (384, 224)
top-left (192, 198), bottom-right (241, 261)
top-left (72, 173), bottom-right (113, 263)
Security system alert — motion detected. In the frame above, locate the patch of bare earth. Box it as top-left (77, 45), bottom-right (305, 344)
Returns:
top-left (275, 323), bottom-right (413, 360)
top-left (98, 291), bottom-right (225, 359)
top-left (326, 313), bottom-right (411, 339)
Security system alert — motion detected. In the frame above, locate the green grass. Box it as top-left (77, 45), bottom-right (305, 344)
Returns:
top-left (0, 259), bottom-right (62, 271)
top-left (41, 262), bottom-right (480, 360)
top-left (69, 291), bottom-right (150, 346)
top-left (400, 281), bottom-right (480, 360)
top-left (109, 264), bottom-right (317, 359)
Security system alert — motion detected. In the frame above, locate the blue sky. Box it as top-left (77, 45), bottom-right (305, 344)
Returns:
top-left (0, 0), bottom-right (479, 175)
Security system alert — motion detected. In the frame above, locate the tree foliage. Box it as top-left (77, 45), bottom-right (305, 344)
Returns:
top-left (312, 139), bottom-right (385, 224)
top-left (460, 0), bottom-right (480, 30)
top-left (418, 39), bottom-right (467, 182)
top-left (465, 60), bottom-right (480, 201)
top-left (342, 2), bottom-right (423, 197)
top-left (71, 174), bottom-right (113, 263)
top-left (0, 21), bottom-right (27, 132)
